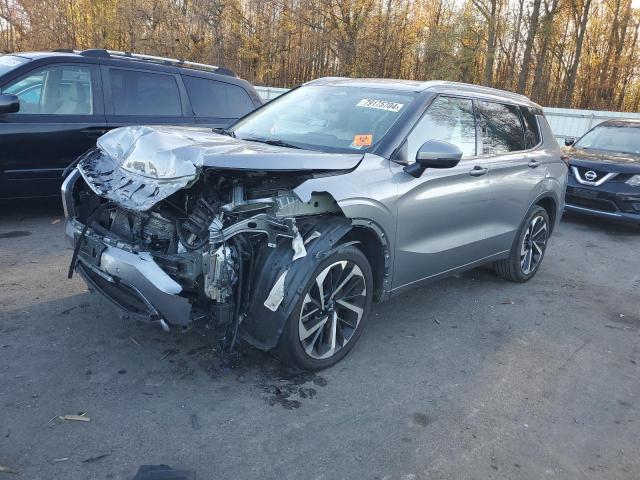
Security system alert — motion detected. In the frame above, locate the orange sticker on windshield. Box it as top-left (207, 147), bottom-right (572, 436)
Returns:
top-left (353, 134), bottom-right (373, 147)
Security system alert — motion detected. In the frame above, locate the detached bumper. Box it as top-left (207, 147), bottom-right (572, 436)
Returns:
top-left (65, 219), bottom-right (192, 327)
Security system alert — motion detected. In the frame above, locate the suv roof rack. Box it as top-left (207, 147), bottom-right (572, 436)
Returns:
top-left (64, 49), bottom-right (236, 77)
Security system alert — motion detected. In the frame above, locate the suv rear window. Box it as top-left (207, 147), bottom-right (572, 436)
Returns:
top-left (478, 101), bottom-right (525, 154)
top-left (183, 76), bottom-right (255, 118)
top-left (109, 69), bottom-right (181, 116)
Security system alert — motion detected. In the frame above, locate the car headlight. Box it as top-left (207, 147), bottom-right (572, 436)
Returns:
top-left (626, 174), bottom-right (640, 187)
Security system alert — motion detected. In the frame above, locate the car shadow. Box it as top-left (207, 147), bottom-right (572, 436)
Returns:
top-left (561, 210), bottom-right (639, 236)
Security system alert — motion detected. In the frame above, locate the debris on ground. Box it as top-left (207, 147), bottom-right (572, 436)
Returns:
top-left (82, 453), bottom-right (110, 463)
top-left (0, 465), bottom-right (19, 475)
top-left (160, 349), bottom-right (178, 360)
top-left (501, 299), bottom-right (514, 305)
top-left (52, 458), bottom-right (69, 463)
top-left (190, 414), bottom-right (200, 430)
top-left (59, 413), bottom-right (90, 422)
top-left (132, 464), bottom-right (195, 480)
top-left (51, 219), bottom-right (60, 225)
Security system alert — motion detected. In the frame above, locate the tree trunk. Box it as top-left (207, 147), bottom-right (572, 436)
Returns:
top-left (517, 0), bottom-right (542, 93)
top-left (563, 0), bottom-right (593, 107)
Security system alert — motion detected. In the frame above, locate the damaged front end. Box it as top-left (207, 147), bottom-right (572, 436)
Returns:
top-left (63, 126), bottom-right (360, 351)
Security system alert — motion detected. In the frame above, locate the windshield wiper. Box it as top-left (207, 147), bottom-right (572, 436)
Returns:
top-left (212, 127), bottom-right (235, 137)
top-left (243, 136), bottom-right (302, 149)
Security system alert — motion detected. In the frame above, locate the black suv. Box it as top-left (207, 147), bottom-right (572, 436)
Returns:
top-left (0, 49), bottom-right (262, 199)
top-left (564, 119), bottom-right (640, 225)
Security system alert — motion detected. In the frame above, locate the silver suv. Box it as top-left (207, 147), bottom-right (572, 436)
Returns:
top-left (62, 78), bottom-right (568, 370)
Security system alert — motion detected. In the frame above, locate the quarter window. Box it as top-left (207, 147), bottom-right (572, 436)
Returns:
top-left (406, 96), bottom-right (477, 161)
top-left (477, 101), bottom-right (525, 154)
top-left (3, 65), bottom-right (93, 115)
top-left (520, 107), bottom-right (542, 148)
top-left (183, 76), bottom-right (255, 118)
top-left (109, 69), bottom-right (182, 116)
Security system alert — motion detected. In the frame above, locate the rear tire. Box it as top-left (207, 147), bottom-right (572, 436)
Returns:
top-left (275, 245), bottom-right (373, 371)
top-left (494, 205), bottom-right (550, 282)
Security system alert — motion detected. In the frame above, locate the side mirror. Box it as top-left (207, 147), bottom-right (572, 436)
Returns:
top-left (564, 137), bottom-right (576, 147)
top-left (404, 139), bottom-right (463, 178)
top-left (0, 93), bottom-right (19, 115)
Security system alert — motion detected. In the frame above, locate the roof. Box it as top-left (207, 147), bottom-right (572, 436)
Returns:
top-left (305, 77), bottom-right (540, 108)
top-left (9, 49), bottom-right (236, 77)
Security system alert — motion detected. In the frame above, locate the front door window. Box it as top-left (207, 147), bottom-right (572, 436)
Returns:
top-left (3, 65), bottom-right (93, 115)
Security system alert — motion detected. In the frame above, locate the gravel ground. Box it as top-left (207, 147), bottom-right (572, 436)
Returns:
top-left (0, 200), bottom-right (638, 480)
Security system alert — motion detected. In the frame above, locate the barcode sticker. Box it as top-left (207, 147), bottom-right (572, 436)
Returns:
top-left (356, 99), bottom-right (404, 112)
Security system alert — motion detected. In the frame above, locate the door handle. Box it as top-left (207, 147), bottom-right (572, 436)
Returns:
top-left (469, 166), bottom-right (488, 177)
top-left (528, 160), bottom-right (540, 168)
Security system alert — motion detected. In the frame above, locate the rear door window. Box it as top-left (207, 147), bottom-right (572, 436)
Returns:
top-left (3, 65), bottom-right (93, 115)
top-left (477, 101), bottom-right (525, 154)
top-left (183, 76), bottom-right (255, 118)
top-left (108, 68), bottom-right (182, 116)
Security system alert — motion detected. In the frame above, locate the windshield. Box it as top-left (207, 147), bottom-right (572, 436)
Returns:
top-left (574, 124), bottom-right (640, 155)
top-left (0, 55), bottom-right (28, 77)
top-left (231, 85), bottom-right (417, 152)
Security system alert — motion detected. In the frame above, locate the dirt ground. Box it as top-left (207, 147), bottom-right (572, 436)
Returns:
top-left (0, 200), bottom-right (638, 480)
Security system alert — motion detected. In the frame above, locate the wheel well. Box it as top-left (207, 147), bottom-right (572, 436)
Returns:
top-left (536, 196), bottom-right (557, 232)
top-left (342, 226), bottom-right (387, 302)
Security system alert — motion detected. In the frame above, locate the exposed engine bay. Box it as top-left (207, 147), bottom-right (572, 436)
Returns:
top-left (63, 126), bottom-right (368, 362)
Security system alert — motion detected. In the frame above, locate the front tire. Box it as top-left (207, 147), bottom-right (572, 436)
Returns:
top-left (494, 205), bottom-right (550, 282)
top-left (275, 245), bottom-right (373, 371)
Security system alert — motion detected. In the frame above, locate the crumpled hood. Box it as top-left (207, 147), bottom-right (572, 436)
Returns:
top-left (76, 125), bottom-right (363, 211)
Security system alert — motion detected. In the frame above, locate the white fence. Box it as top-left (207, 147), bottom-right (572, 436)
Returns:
top-left (255, 86), bottom-right (289, 101)
top-left (543, 107), bottom-right (640, 140)
top-left (254, 86), bottom-right (639, 141)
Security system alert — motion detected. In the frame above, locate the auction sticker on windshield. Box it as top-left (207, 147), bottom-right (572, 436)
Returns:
top-left (352, 134), bottom-right (373, 147)
top-left (356, 99), bottom-right (404, 112)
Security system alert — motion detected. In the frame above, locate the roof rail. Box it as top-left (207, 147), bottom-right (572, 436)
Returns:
top-left (76, 49), bottom-right (236, 76)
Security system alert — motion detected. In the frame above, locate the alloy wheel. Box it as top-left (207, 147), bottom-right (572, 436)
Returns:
top-left (520, 215), bottom-right (548, 275)
top-left (298, 260), bottom-right (367, 360)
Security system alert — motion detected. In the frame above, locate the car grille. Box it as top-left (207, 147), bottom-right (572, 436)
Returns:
top-left (572, 166), bottom-right (613, 184)
top-left (565, 194), bottom-right (617, 212)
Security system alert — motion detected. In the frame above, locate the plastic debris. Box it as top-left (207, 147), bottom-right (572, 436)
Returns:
top-left (60, 413), bottom-right (90, 422)
top-left (0, 465), bottom-right (19, 475)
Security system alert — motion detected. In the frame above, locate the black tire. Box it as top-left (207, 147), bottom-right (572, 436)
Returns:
top-left (275, 245), bottom-right (373, 371)
top-left (494, 205), bottom-right (550, 282)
